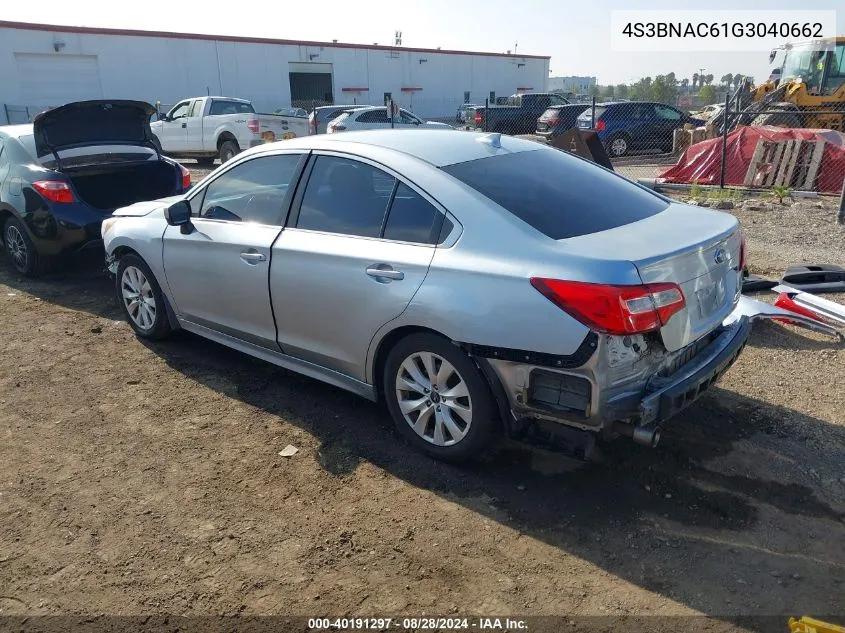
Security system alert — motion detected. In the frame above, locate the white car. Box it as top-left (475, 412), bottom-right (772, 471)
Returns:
top-left (327, 106), bottom-right (454, 133)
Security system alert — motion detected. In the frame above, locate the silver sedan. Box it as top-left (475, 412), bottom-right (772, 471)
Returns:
top-left (103, 130), bottom-right (750, 463)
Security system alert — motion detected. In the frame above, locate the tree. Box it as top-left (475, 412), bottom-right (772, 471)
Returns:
top-left (681, 78), bottom-right (690, 92)
top-left (651, 74), bottom-right (678, 104)
top-left (692, 73), bottom-right (699, 89)
top-left (615, 84), bottom-right (629, 99)
top-left (700, 84), bottom-right (716, 102)
top-left (603, 84), bottom-right (615, 99)
top-left (588, 85), bottom-right (601, 98)
top-left (629, 77), bottom-right (652, 101)
top-left (720, 73), bottom-right (733, 88)
top-left (705, 73), bottom-right (714, 86)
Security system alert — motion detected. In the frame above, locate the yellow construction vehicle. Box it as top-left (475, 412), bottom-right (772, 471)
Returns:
top-left (722, 37), bottom-right (845, 132)
top-left (789, 616), bottom-right (845, 633)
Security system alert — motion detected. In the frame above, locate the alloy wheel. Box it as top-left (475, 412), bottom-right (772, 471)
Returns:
top-left (610, 137), bottom-right (628, 156)
top-left (394, 352), bottom-right (473, 446)
top-left (121, 265), bottom-right (157, 331)
top-left (5, 225), bottom-right (28, 272)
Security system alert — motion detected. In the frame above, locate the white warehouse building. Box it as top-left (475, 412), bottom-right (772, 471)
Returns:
top-left (0, 21), bottom-right (550, 123)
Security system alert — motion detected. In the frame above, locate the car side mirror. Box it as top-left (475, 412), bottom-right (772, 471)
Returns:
top-left (164, 200), bottom-right (193, 234)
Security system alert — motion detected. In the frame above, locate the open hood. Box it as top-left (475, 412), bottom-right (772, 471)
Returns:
top-left (32, 100), bottom-right (158, 158)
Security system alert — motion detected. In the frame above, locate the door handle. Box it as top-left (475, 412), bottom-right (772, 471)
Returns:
top-left (366, 265), bottom-right (404, 281)
top-left (240, 251), bottom-right (267, 264)
top-left (181, 122), bottom-right (187, 128)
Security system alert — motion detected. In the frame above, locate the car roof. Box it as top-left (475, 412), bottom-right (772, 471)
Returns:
top-left (243, 129), bottom-right (546, 167)
top-left (0, 124), bottom-right (34, 139)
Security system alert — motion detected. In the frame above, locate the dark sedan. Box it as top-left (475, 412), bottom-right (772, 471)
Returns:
top-left (0, 100), bottom-right (191, 276)
top-left (535, 104), bottom-right (592, 141)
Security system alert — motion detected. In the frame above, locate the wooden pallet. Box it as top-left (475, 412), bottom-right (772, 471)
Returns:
top-left (743, 139), bottom-right (826, 190)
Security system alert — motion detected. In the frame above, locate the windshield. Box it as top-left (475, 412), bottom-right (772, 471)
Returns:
top-left (780, 43), bottom-right (829, 84)
top-left (441, 148), bottom-right (668, 240)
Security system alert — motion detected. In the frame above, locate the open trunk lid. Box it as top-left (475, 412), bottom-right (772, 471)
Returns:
top-left (559, 203), bottom-right (743, 352)
top-left (33, 100), bottom-right (159, 160)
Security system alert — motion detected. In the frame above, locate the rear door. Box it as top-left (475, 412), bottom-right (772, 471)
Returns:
top-left (652, 104), bottom-right (685, 151)
top-left (184, 99), bottom-right (206, 151)
top-left (270, 152), bottom-right (448, 380)
top-left (162, 151), bottom-right (307, 348)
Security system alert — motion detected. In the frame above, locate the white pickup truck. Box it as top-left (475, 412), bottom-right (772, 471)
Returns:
top-left (150, 96), bottom-right (309, 165)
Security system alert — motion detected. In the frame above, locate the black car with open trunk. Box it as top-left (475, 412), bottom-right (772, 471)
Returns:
top-left (0, 100), bottom-right (191, 276)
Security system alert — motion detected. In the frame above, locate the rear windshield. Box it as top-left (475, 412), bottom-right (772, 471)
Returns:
top-left (209, 100), bottom-right (255, 115)
top-left (578, 107), bottom-right (606, 119)
top-left (440, 149), bottom-right (669, 240)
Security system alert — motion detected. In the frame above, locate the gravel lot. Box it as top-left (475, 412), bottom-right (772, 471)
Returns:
top-left (1, 161), bottom-right (844, 631)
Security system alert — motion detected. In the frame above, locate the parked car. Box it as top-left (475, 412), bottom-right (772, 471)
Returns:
top-left (150, 96), bottom-right (309, 165)
top-left (308, 105), bottom-right (369, 135)
top-left (103, 129), bottom-right (749, 463)
top-left (326, 106), bottom-right (454, 133)
top-left (0, 100), bottom-right (190, 277)
top-left (455, 103), bottom-right (478, 124)
top-left (535, 104), bottom-right (592, 141)
top-left (469, 93), bottom-right (570, 136)
top-left (576, 101), bottom-right (707, 157)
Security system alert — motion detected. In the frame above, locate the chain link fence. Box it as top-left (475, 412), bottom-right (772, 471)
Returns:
top-left (455, 96), bottom-right (845, 197)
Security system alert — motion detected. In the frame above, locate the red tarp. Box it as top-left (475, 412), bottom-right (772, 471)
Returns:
top-left (659, 126), bottom-right (845, 194)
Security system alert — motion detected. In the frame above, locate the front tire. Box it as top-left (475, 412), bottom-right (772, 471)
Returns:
top-left (4, 217), bottom-right (51, 277)
top-left (606, 134), bottom-right (630, 157)
top-left (116, 254), bottom-right (172, 340)
top-left (383, 333), bottom-right (497, 463)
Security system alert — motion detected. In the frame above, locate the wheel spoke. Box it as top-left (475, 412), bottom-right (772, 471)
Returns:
top-left (126, 298), bottom-right (141, 315)
top-left (443, 400), bottom-right (472, 425)
top-left (440, 381), bottom-right (468, 400)
top-left (433, 415), bottom-right (448, 445)
top-left (413, 405), bottom-right (434, 436)
top-left (441, 409), bottom-right (467, 441)
top-left (434, 358), bottom-right (454, 388)
top-left (399, 358), bottom-right (430, 393)
top-left (419, 352), bottom-right (436, 384)
top-left (399, 396), bottom-right (429, 416)
top-left (141, 280), bottom-right (152, 298)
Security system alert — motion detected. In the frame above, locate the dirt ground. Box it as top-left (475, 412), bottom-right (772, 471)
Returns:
top-left (1, 171), bottom-right (844, 631)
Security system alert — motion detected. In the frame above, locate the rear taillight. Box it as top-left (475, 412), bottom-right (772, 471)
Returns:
top-left (530, 278), bottom-right (686, 335)
top-left (179, 164), bottom-right (191, 190)
top-left (595, 120), bottom-right (606, 131)
top-left (474, 111), bottom-right (482, 125)
top-left (247, 119), bottom-right (260, 134)
top-left (548, 117), bottom-right (560, 126)
top-left (328, 124), bottom-right (346, 133)
top-left (32, 180), bottom-right (74, 204)
top-left (739, 233), bottom-right (747, 271)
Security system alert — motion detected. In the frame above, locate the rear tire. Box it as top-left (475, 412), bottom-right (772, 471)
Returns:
top-left (4, 217), bottom-right (51, 277)
top-left (219, 140), bottom-right (239, 163)
top-left (383, 333), bottom-right (497, 463)
top-left (116, 254), bottom-right (172, 340)
top-left (606, 133), bottom-right (630, 157)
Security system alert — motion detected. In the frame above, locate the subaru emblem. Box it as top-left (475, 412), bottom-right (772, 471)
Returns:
top-left (714, 248), bottom-right (727, 264)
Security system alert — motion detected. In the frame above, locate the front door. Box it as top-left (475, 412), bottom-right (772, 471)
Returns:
top-left (162, 152), bottom-right (307, 348)
top-left (157, 100), bottom-right (191, 152)
top-left (271, 153), bottom-right (450, 381)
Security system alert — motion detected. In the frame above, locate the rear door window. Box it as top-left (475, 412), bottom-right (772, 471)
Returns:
top-left (441, 149), bottom-right (668, 240)
top-left (357, 110), bottom-right (390, 123)
top-left (296, 156), bottom-right (396, 237)
top-left (209, 100), bottom-right (255, 115)
top-left (383, 183), bottom-right (441, 243)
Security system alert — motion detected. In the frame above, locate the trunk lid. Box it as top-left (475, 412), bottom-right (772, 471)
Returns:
top-left (559, 203), bottom-right (742, 351)
top-left (33, 100), bottom-right (159, 159)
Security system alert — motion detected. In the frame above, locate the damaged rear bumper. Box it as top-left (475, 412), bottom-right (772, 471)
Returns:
top-left (481, 306), bottom-right (752, 442)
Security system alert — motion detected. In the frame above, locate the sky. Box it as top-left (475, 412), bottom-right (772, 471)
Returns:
top-left (3, 0), bottom-right (842, 86)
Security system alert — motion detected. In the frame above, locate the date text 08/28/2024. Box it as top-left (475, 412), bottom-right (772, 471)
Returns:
top-left (307, 617), bottom-right (528, 630)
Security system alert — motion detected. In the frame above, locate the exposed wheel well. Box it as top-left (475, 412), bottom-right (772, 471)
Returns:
top-left (111, 245), bottom-right (141, 261)
top-left (371, 325), bottom-right (509, 434)
top-left (217, 133), bottom-right (238, 150)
